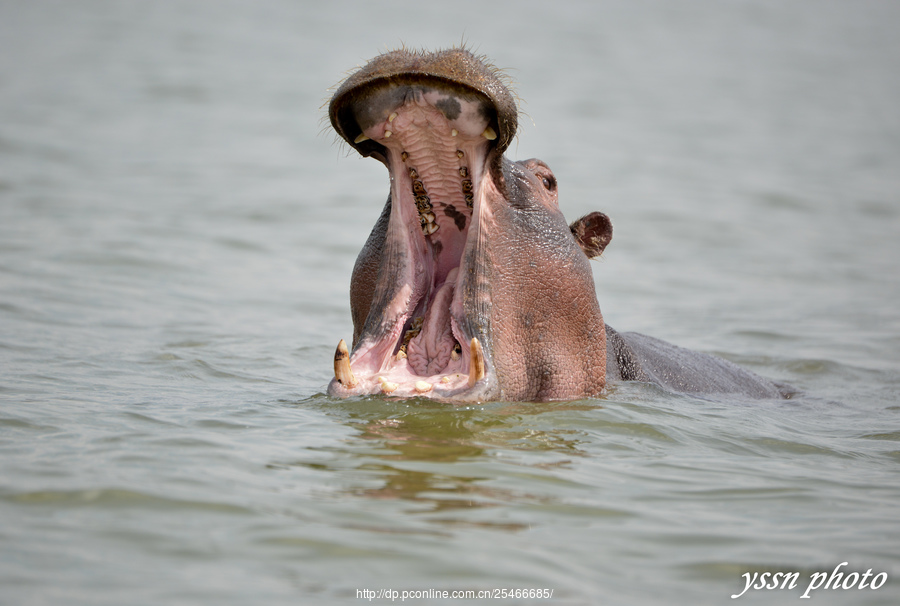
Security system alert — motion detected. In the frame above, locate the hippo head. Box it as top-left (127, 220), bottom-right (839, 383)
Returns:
top-left (327, 47), bottom-right (612, 402)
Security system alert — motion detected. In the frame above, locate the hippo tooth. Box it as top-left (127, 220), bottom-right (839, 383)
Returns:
top-left (440, 376), bottom-right (452, 384)
top-left (354, 133), bottom-right (370, 144)
top-left (378, 377), bottom-right (398, 394)
top-left (482, 126), bottom-right (497, 140)
top-left (396, 349), bottom-right (407, 360)
top-left (388, 112), bottom-right (397, 123)
top-left (451, 129), bottom-right (458, 137)
top-left (384, 130), bottom-right (392, 138)
top-left (333, 339), bottom-right (358, 387)
top-left (450, 348), bottom-right (460, 361)
top-left (468, 337), bottom-right (486, 388)
top-left (424, 222), bottom-right (439, 235)
top-left (414, 381), bottom-right (433, 393)
top-left (422, 212), bottom-right (435, 223)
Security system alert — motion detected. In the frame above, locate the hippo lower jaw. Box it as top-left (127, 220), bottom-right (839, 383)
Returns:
top-left (327, 71), bottom-right (503, 401)
top-left (331, 334), bottom-right (488, 400)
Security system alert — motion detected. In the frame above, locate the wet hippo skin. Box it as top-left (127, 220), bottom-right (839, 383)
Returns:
top-left (605, 327), bottom-right (785, 399)
top-left (325, 47), bottom-right (788, 402)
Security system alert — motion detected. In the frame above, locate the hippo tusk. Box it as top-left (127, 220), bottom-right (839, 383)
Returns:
top-left (481, 126), bottom-right (497, 140)
top-left (333, 339), bottom-right (358, 387)
top-left (468, 337), bottom-right (486, 387)
top-left (353, 133), bottom-right (370, 144)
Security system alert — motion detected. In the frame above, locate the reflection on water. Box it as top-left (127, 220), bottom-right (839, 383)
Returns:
top-left (297, 398), bottom-right (600, 528)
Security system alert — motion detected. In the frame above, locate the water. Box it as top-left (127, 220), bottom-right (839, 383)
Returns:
top-left (2, 1), bottom-right (899, 604)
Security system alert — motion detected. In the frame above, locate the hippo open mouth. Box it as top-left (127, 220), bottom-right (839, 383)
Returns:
top-left (326, 48), bottom-right (610, 401)
top-left (328, 51), bottom-right (505, 399)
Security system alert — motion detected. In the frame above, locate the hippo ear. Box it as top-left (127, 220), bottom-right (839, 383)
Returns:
top-left (569, 212), bottom-right (613, 259)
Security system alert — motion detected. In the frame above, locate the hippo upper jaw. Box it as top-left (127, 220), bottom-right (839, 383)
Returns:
top-left (329, 48), bottom-right (517, 160)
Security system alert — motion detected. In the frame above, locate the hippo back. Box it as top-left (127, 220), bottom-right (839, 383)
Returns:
top-left (605, 326), bottom-right (787, 399)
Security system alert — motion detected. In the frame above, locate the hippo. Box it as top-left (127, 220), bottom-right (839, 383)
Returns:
top-left (326, 47), bottom-right (785, 402)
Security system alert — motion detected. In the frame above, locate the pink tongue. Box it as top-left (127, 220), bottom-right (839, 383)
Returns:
top-left (407, 276), bottom-right (457, 376)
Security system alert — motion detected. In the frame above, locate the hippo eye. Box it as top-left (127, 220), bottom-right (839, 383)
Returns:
top-left (541, 175), bottom-right (556, 191)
